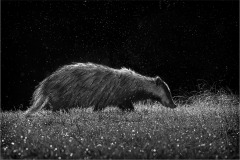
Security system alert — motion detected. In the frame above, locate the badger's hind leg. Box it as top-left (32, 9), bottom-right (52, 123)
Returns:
top-left (93, 104), bottom-right (104, 112)
top-left (118, 100), bottom-right (134, 112)
top-left (24, 96), bottom-right (49, 118)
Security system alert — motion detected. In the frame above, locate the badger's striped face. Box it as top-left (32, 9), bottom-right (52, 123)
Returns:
top-left (152, 77), bottom-right (177, 109)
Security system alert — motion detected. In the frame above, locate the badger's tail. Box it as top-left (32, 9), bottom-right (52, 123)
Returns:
top-left (23, 87), bottom-right (49, 118)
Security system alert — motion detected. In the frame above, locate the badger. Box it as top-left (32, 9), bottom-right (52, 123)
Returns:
top-left (24, 62), bottom-right (177, 117)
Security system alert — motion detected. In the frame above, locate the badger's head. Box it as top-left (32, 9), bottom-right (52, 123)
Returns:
top-left (147, 76), bottom-right (177, 109)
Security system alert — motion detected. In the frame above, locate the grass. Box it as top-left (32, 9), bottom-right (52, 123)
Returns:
top-left (1, 89), bottom-right (239, 159)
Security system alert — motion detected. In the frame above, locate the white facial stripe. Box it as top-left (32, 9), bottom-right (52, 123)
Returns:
top-left (162, 95), bottom-right (170, 104)
top-left (163, 81), bottom-right (170, 91)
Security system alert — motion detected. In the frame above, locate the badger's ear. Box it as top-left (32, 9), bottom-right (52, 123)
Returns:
top-left (155, 76), bottom-right (162, 86)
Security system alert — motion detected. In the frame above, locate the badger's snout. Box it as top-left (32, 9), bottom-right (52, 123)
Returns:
top-left (162, 100), bottom-right (177, 109)
top-left (168, 103), bottom-right (177, 109)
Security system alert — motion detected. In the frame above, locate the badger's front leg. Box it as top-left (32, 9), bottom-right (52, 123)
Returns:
top-left (118, 100), bottom-right (134, 112)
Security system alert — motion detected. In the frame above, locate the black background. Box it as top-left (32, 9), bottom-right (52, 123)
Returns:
top-left (2, 1), bottom-right (239, 111)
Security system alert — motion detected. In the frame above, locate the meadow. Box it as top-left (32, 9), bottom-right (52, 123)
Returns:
top-left (1, 89), bottom-right (239, 159)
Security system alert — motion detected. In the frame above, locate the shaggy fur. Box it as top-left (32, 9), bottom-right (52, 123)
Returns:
top-left (24, 62), bottom-right (176, 117)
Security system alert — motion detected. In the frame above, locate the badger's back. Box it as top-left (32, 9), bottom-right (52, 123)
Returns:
top-left (38, 63), bottom-right (142, 110)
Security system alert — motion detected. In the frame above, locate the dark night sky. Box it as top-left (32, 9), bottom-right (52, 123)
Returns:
top-left (1, 1), bottom-right (239, 111)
